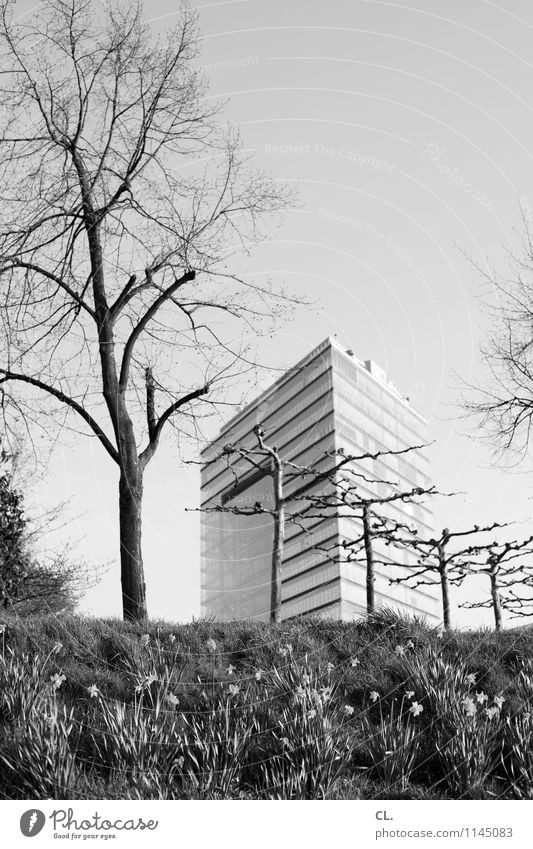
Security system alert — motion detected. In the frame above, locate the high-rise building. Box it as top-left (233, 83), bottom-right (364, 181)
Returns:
top-left (200, 337), bottom-right (440, 623)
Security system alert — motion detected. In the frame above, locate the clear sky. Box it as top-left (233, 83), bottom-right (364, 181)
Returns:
top-left (15, 0), bottom-right (533, 628)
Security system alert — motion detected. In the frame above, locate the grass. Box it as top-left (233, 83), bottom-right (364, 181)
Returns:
top-left (0, 607), bottom-right (532, 799)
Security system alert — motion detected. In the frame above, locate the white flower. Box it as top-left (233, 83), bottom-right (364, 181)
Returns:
top-left (326, 661), bottom-right (335, 673)
top-left (295, 685), bottom-right (306, 698)
top-left (406, 640), bottom-right (414, 649)
top-left (494, 694), bottom-right (505, 709)
top-left (320, 686), bottom-right (332, 703)
top-left (206, 638), bottom-right (217, 653)
top-left (465, 673), bottom-right (476, 686)
top-left (50, 673), bottom-right (66, 690)
top-left (409, 701), bottom-right (423, 717)
top-left (228, 684), bottom-right (240, 696)
top-left (395, 645), bottom-right (406, 657)
top-left (405, 690), bottom-right (415, 700)
top-left (88, 684), bottom-right (100, 698)
top-left (369, 691), bottom-right (380, 703)
top-left (302, 672), bottom-right (311, 685)
top-left (350, 657), bottom-right (360, 667)
top-left (52, 642), bottom-right (63, 653)
top-left (462, 697), bottom-right (476, 717)
top-left (226, 665), bottom-right (235, 676)
top-left (307, 709), bottom-right (317, 719)
top-left (485, 706), bottom-right (499, 720)
top-left (168, 635), bottom-right (176, 644)
top-left (281, 737), bottom-right (290, 747)
top-left (140, 634), bottom-right (150, 646)
top-left (475, 691), bottom-right (488, 705)
top-left (0, 624), bottom-right (6, 635)
top-left (344, 704), bottom-right (355, 716)
top-left (165, 693), bottom-right (179, 707)
top-left (254, 670), bottom-right (262, 681)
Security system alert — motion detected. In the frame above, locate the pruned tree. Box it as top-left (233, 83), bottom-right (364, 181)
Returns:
top-left (389, 522), bottom-right (506, 630)
top-left (312, 488), bottom-right (437, 615)
top-left (0, 0), bottom-right (295, 621)
top-left (459, 535), bottom-right (533, 630)
top-left (195, 427), bottom-right (436, 621)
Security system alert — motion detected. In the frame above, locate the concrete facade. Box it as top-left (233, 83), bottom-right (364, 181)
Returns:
top-left (200, 337), bottom-right (440, 623)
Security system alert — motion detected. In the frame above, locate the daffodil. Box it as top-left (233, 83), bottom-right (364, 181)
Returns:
top-left (140, 634), bottom-right (150, 646)
top-left (255, 670), bottom-right (262, 681)
top-left (344, 704), bottom-right (355, 715)
top-left (409, 701), bottom-right (423, 717)
top-left (395, 645), bottom-right (406, 657)
top-left (226, 664), bottom-right (235, 676)
top-left (475, 691), bottom-right (488, 705)
top-left (206, 638), bottom-right (217, 653)
top-left (405, 690), bottom-right (415, 700)
top-left (369, 691), bottom-right (379, 703)
top-left (50, 673), bottom-right (66, 690)
top-left (88, 684), bottom-right (100, 698)
top-left (350, 657), bottom-right (360, 667)
top-left (494, 694), bottom-right (505, 709)
top-left (462, 697), bottom-right (476, 717)
top-left (165, 693), bottom-right (179, 707)
top-left (465, 673), bottom-right (476, 686)
top-left (228, 684), bottom-right (240, 696)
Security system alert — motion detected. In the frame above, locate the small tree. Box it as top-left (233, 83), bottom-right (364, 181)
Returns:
top-left (0, 454), bottom-right (28, 608)
top-left (389, 523), bottom-right (506, 630)
top-left (0, 443), bottom-right (97, 614)
top-left (0, 0), bottom-right (295, 621)
top-left (459, 536), bottom-right (533, 631)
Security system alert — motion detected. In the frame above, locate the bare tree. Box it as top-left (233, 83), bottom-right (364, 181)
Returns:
top-left (0, 0), bottom-right (295, 620)
top-left (390, 523), bottom-right (506, 629)
top-left (463, 213), bottom-right (533, 461)
top-left (196, 430), bottom-right (435, 621)
top-left (459, 535), bottom-right (533, 630)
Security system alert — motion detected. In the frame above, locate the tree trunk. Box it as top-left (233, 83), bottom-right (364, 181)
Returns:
top-left (270, 457), bottom-right (284, 624)
top-left (489, 561), bottom-right (502, 632)
top-left (119, 467), bottom-right (147, 622)
top-left (362, 504), bottom-right (375, 614)
top-left (438, 539), bottom-right (451, 630)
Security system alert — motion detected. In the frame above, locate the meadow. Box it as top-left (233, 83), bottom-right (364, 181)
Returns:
top-left (0, 609), bottom-right (532, 800)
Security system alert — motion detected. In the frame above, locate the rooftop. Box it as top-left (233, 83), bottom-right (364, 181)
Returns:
top-left (204, 336), bottom-right (425, 451)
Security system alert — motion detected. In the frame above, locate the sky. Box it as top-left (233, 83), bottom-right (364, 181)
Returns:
top-left (14, 0), bottom-right (533, 628)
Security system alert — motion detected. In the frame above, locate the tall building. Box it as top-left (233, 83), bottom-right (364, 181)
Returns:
top-left (200, 337), bottom-right (440, 623)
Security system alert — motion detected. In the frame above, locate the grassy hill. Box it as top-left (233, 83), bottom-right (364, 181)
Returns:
top-left (0, 608), bottom-right (532, 800)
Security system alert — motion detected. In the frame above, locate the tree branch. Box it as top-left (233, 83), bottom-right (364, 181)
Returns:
top-left (0, 369), bottom-right (118, 463)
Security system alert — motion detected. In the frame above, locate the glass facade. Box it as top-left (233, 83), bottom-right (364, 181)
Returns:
top-left (200, 338), bottom-right (440, 623)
